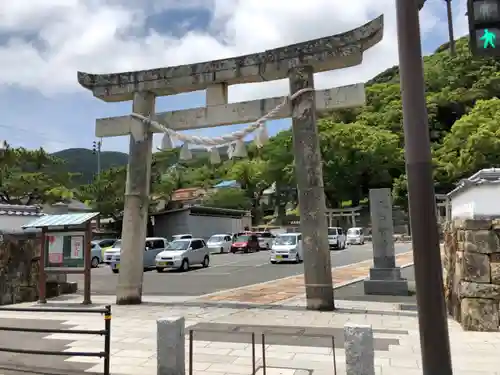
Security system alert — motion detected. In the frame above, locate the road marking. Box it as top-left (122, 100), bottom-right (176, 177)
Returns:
top-left (180, 272), bottom-right (231, 276)
top-left (209, 259), bottom-right (255, 268)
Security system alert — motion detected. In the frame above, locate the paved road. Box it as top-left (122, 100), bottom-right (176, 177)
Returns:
top-left (69, 243), bottom-right (412, 296)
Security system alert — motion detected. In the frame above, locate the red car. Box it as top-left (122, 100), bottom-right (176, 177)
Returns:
top-left (230, 234), bottom-right (260, 253)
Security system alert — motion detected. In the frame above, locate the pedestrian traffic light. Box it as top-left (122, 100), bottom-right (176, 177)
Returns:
top-left (468, 0), bottom-right (500, 56)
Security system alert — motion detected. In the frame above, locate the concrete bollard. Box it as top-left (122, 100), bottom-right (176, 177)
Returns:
top-left (157, 316), bottom-right (185, 375)
top-left (344, 323), bottom-right (375, 375)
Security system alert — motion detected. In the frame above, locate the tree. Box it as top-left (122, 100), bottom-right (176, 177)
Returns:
top-left (434, 98), bottom-right (500, 188)
top-left (318, 120), bottom-right (403, 208)
top-left (76, 167), bottom-right (126, 220)
top-left (392, 174), bottom-right (409, 211)
top-left (0, 144), bottom-right (74, 205)
top-left (226, 158), bottom-right (270, 222)
top-left (259, 130), bottom-right (296, 223)
top-left (203, 188), bottom-right (252, 210)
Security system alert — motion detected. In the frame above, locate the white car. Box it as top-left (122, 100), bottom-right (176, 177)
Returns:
top-left (256, 231), bottom-right (275, 250)
top-left (155, 238), bottom-right (210, 272)
top-left (328, 227), bottom-right (346, 250)
top-left (270, 233), bottom-right (303, 264)
top-left (207, 234), bottom-right (232, 253)
top-left (104, 237), bottom-right (169, 273)
top-left (346, 227), bottom-right (365, 245)
top-left (172, 234), bottom-right (192, 241)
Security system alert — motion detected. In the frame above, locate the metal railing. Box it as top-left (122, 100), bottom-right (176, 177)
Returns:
top-left (0, 305), bottom-right (111, 375)
top-left (188, 328), bottom-right (337, 375)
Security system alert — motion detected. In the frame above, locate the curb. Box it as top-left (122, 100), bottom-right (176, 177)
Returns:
top-left (198, 251), bottom-right (414, 299)
top-left (271, 261), bottom-right (415, 305)
top-left (332, 261), bottom-right (415, 290)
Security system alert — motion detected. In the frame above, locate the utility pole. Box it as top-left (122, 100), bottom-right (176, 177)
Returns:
top-left (92, 139), bottom-right (102, 229)
top-left (92, 140), bottom-right (102, 177)
top-left (445, 0), bottom-right (456, 55)
top-left (395, 1), bottom-right (453, 374)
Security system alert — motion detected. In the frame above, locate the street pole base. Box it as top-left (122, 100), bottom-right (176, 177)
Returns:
top-left (116, 286), bottom-right (143, 305)
top-left (363, 279), bottom-right (409, 296)
top-left (116, 295), bottom-right (142, 305)
top-left (305, 286), bottom-right (335, 311)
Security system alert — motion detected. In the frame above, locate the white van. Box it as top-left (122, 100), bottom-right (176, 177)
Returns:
top-left (328, 227), bottom-right (346, 250)
top-left (346, 227), bottom-right (365, 245)
top-left (207, 234), bottom-right (232, 253)
top-left (270, 233), bottom-right (303, 264)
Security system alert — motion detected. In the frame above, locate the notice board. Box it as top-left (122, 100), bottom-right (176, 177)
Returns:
top-left (44, 231), bottom-right (86, 268)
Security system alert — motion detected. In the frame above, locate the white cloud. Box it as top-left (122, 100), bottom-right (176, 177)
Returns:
top-left (0, 0), bottom-right (459, 102)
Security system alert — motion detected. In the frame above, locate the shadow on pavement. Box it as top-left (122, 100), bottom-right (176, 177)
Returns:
top-left (0, 318), bottom-right (101, 375)
top-left (333, 265), bottom-right (418, 305)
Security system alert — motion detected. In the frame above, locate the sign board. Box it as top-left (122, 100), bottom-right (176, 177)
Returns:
top-left (45, 232), bottom-right (86, 268)
top-left (171, 188), bottom-right (206, 202)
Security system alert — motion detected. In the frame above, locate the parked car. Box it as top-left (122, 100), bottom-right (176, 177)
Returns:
top-left (231, 231), bottom-right (252, 242)
top-left (328, 227), bottom-right (346, 250)
top-left (270, 233), bottom-right (303, 264)
top-left (155, 238), bottom-right (209, 272)
top-left (346, 227), bottom-right (365, 245)
top-left (172, 234), bottom-right (192, 241)
top-left (256, 231), bottom-right (275, 249)
top-left (106, 237), bottom-right (169, 273)
top-left (90, 242), bottom-right (103, 268)
top-left (230, 234), bottom-right (260, 253)
top-left (207, 234), bottom-right (232, 253)
top-left (92, 238), bottom-right (117, 259)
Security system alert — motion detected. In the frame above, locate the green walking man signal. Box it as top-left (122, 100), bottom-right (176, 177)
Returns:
top-left (480, 29), bottom-right (496, 48)
top-left (467, 0), bottom-right (500, 56)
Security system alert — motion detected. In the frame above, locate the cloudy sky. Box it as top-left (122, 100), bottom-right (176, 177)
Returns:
top-left (0, 0), bottom-right (469, 154)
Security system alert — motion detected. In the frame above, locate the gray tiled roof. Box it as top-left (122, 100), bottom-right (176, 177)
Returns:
top-left (447, 168), bottom-right (500, 197)
top-left (0, 204), bottom-right (45, 217)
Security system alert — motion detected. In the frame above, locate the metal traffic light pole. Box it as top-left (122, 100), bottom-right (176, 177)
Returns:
top-left (395, 0), bottom-right (453, 374)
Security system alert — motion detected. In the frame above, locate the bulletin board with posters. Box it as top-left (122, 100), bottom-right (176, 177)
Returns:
top-left (45, 231), bottom-right (86, 268)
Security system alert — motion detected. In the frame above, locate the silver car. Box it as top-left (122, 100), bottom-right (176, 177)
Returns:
top-left (105, 237), bottom-right (169, 274)
top-left (207, 234), bottom-right (232, 253)
top-left (90, 242), bottom-right (103, 268)
top-left (155, 238), bottom-right (210, 272)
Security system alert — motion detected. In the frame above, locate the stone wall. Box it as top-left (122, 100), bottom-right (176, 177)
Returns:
top-left (0, 230), bottom-right (78, 305)
top-left (443, 219), bottom-right (500, 331)
top-left (0, 231), bottom-right (41, 305)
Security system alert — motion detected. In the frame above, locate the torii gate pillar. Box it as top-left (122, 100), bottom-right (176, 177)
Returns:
top-left (289, 66), bottom-right (333, 309)
top-left (116, 92), bottom-right (155, 304)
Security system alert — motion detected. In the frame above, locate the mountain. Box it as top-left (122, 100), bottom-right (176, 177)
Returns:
top-left (52, 148), bottom-right (128, 185)
top-left (51, 141), bottom-right (251, 185)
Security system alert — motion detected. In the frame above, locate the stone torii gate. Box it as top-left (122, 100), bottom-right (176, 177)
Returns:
top-left (77, 15), bottom-right (384, 310)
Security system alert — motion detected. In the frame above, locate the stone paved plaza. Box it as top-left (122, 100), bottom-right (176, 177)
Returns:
top-left (0, 293), bottom-right (499, 375)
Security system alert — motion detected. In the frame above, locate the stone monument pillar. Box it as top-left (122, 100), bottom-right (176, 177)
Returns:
top-left (364, 188), bottom-right (408, 295)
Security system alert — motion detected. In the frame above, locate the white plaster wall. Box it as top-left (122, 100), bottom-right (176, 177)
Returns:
top-left (0, 215), bottom-right (36, 231)
top-left (451, 184), bottom-right (500, 218)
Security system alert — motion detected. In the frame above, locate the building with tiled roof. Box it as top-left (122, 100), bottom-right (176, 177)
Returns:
top-left (0, 204), bottom-right (45, 232)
